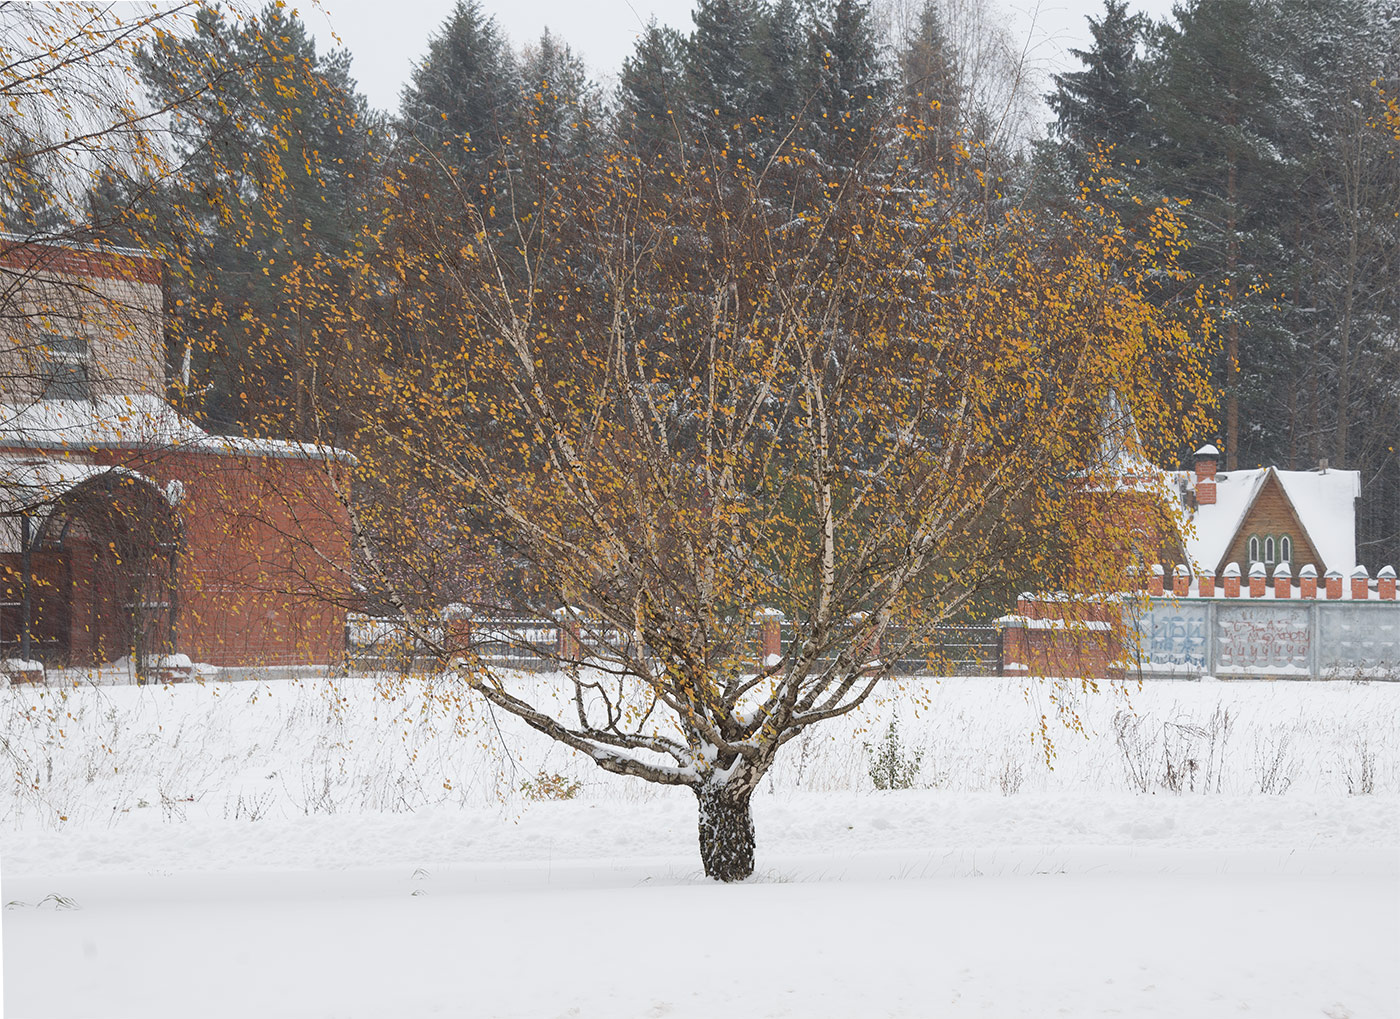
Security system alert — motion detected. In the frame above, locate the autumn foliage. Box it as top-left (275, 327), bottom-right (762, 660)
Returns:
top-left (296, 130), bottom-right (1217, 879)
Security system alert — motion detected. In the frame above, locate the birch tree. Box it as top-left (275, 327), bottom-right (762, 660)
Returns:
top-left (322, 120), bottom-right (1213, 881)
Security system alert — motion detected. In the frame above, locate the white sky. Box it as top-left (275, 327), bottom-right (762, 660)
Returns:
top-left (302, 0), bottom-right (1181, 118)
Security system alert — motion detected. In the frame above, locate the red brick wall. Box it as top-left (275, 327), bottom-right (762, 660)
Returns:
top-left (147, 451), bottom-right (352, 667)
top-left (1, 444), bottom-right (352, 668)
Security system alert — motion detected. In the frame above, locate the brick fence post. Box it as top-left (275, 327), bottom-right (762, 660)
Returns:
top-left (1248, 562), bottom-right (1267, 598)
top-left (1351, 567), bottom-right (1370, 600)
top-left (1198, 569), bottom-right (1215, 598)
top-left (1325, 570), bottom-right (1343, 599)
top-left (757, 607), bottom-right (784, 664)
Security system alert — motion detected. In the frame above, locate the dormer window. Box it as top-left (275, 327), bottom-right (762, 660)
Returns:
top-left (41, 335), bottom-right (91, 400)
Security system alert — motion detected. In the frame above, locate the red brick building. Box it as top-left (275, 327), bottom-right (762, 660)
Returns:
top-left (0, 241), bottom-right (352, 672)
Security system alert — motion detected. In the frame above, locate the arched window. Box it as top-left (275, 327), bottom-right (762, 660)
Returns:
top-left (1249, 535), bottom-right (1260, 563)
top-left (1265, 536), bottom-right (1276, 563)
top-left (1280, 536), bottom-right (1291, 564)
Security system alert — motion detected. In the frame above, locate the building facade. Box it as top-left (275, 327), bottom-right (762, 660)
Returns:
top-left (0, 241), bottom-right (351, 674)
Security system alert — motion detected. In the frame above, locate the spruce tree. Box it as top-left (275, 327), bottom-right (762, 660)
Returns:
top-left (806, 0), bottom-right (888, 170)
top-left (398, 1), bottom-right (517, 175)
top-left (684, 0), bottom-right (767, 156)
top-left (753, 0), bottom-right (810, 141)
top-left (618, 19), bottom-right (686, 158)
top-left (896, 1), bottom-right (962, 174)
top-left (1046, 0), bottom-right (1148, 194)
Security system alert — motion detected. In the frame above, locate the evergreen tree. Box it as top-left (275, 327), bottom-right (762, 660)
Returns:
top-left (618, 19), bottom-right (686, 158)
top-left (127, 3), bottom-right (377, 435)
top-left (1, 152), bottom-right (71, 236)
top-left (1144, 0), bottom-right (1285, 471)
top-left (1262, 0), bottom-right (1400, 561)
top-left (398, 1), bottom-right (517, 176)
top-left (517, 29), bottom-right (598, 166)
top-left (1046, 0), bottom-right (1149, 194)
top-left (896, 1), bottom-right (962, 173)
top-left (806, 0), bottom-right (888, 170)
top-left (753, 0), bottom-right (811, 140)
top-left (684, 0), bottom-right (767, 156)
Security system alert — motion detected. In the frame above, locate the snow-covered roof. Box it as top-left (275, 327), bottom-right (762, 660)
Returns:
top-left (0, 394), bottom-right (202, 449)
top-left (1176, 466), bottom-right (1360, 574)
top-left (0, 395), bottom-right (354, 463)
top-left (0, 456), bottom-right (162, 552)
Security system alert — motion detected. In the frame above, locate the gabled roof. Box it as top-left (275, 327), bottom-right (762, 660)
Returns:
top-left (1176, 466), bottom-right (1360, 574)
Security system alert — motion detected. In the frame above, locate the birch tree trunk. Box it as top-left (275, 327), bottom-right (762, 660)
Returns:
top-left (695, 783), bottom-right (757, 882)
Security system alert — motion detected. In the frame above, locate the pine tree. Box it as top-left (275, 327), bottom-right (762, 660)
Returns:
top-left (1262, 0), bottom-right (1400, 561)
top-left (1144, 0), bottom-right (1284, 471)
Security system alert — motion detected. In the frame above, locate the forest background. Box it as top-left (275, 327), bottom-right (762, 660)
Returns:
top-left (7, 0), bottom-right (1399, 568)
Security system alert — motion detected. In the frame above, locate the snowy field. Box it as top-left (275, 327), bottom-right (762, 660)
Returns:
top-left (1, 673), bottom-right (1397, 1018)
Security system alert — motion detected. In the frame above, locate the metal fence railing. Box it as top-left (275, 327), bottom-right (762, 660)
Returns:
top-left (345, 614), bottom-right (1003, 677)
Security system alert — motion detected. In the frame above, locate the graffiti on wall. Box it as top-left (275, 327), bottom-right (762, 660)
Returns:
top-left (1214, 605), bottom-right (1310, 673)
top-left (1142, 606), bottom-right (1208, 669)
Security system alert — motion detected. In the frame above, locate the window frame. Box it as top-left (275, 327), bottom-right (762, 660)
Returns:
top-left (40, 334), bottom-right (92, 400)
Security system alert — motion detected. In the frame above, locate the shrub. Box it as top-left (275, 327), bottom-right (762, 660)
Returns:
top-left (520, 772), bottom-right (582, 801)
top-left (866, 719), bottom-right (922, 791)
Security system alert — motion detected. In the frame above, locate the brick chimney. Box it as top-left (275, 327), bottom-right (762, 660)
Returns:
top-left (1194, 444), bottom-right (1220, 506)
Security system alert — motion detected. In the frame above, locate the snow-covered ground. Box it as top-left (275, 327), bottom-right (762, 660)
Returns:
top-left (2, 674), bottom-right (1397, 1018)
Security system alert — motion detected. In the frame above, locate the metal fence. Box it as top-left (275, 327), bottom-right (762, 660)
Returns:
top-left (345, 613), bottom-right (1002, 677)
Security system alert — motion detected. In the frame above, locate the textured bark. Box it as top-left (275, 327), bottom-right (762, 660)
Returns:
top-left (695, 783), bottom-right (755, 882)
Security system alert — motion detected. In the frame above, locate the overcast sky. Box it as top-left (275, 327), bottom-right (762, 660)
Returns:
top-left (303, 0), bottom-right (1181, 120)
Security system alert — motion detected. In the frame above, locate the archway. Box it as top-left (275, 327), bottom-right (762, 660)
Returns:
top-left (23, 467), bottom-right (180, 674)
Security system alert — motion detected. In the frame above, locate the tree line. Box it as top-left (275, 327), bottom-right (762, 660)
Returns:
top-left (13, 0), bottom-right (1381, 564)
